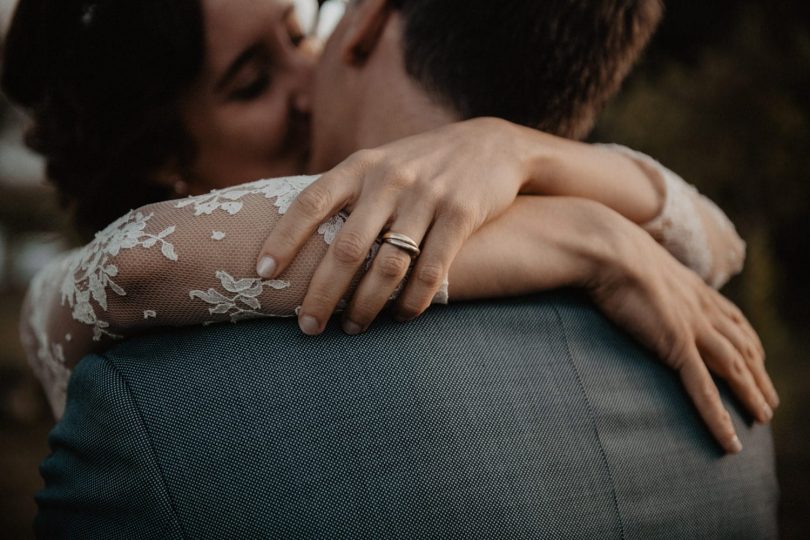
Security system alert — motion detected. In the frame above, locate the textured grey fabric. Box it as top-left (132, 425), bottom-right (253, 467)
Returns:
top-left (36, 291), bottom-right (778, 539)
top-left (554, 296), bottom-right (779, 539)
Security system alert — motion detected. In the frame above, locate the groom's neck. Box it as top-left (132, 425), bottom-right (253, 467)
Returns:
top-left (309, 14), bottom-right (459, 171)
top-left (353, 72), bottom-right (458, 153)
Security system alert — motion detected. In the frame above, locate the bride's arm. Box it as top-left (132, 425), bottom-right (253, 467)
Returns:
top-left (516, 128), bottom-right (746, 289)
top-left (449, 195), bottom-right (775, 455)
top-left (259, 119), bottom-right (745, 337)
top-left (21, 180), bottom-right (776, 454)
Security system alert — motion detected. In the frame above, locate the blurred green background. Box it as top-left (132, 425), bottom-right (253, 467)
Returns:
top-left (1, 0), bottom-right (808, 537)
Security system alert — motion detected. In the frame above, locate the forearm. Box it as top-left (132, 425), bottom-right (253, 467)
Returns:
top-left (508, 122), bottom-right (664, 223)
top-left (448, 196), bottom-right (621, 300)
top-left (505, 120), bottom-right (745, 286)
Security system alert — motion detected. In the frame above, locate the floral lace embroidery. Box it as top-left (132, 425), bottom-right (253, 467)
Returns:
top-left (60, 210), bottom-right (178, 341)
top-left (174, 175), bottom-right (348, 245)
top-left (174, 175), bottom-right (320, 217)
top-left (318, 210), bottom-right (349, 245)
top-left (190, 270), bottom-right (291, 323)
top-left (24, 256), bottom-right (79, 418)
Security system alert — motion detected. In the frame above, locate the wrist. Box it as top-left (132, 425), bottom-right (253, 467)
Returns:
top-left (523, 197), bottom-right (633, 289)
top-left (571, 202), bottom-right (644, 291)
top-left (512, 124), bottom-right (572, 195)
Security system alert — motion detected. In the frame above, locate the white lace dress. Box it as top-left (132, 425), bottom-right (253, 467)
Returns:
top-left (20, 148), bottom-right (746, 418)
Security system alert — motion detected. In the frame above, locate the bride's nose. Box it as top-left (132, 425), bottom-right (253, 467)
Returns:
top-left (288, 47), bottom-right (316, 114)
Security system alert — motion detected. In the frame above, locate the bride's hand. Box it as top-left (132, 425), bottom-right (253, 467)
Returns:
top-left (256, 117), bottom-right (532, 335)
top-left (589, 220), bottom-right (779, 454)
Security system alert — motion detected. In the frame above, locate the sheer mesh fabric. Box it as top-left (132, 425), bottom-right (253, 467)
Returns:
top-left (23, 175), bottom-right (443, 417)
top-left (21, 148), bottom-right (747, 418)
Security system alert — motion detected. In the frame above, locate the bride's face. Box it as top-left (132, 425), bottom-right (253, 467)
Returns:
top-left (178, 0), bottom-right (318, 192)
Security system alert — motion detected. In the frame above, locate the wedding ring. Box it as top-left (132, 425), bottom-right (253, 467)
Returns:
top-left (381, 231), bottom-right (421, 258)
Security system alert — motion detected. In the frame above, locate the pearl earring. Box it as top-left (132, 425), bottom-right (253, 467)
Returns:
top-left (173, 179), bottom-right (190, 196)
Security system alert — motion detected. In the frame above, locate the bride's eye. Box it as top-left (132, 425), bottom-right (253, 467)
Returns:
top-left (230, 70), bottom-right (271, 102)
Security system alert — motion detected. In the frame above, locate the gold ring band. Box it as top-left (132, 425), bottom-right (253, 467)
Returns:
top-left (381, 232), bottom-right (421, 258)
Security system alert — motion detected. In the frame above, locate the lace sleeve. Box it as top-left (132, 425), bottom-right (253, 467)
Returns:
top-left (599, 144), bottom-right (746, 289)
top-left (21, 175), bottom-right (448, 417)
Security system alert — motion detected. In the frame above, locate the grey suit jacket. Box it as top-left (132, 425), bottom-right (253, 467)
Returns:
top-left (35, 292), bottom-right (778, 539)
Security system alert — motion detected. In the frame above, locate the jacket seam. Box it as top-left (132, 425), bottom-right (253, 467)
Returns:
top-left (552, 304), bottom-right (626, 540)
top-left (102, 355), bottom-right (188, 539)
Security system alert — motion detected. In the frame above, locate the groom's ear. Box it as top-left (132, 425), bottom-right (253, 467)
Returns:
top-left (341, 0), bottom-right (394, 66)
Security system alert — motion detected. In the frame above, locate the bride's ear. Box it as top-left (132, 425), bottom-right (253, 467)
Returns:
top-left (341, 0), bottom-right (394, 65)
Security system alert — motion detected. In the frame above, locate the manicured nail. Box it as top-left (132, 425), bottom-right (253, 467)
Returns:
top-left (762, 404), bottom-right (773, 423)
top-left (256, 256), bottom-right (277, 278)
top-left (729, 435), bottom-right (743, 454)
top-left (343, 320), bottom-right (363, 335)
top-left (299, 315), bottom-right (320, 335)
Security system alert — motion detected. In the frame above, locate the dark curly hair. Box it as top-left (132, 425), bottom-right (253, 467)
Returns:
top-left (1, 0), bottom-right (205, 236)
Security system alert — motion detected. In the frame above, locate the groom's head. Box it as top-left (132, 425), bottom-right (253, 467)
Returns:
top-left (310, 0), bottom-right (663, 170)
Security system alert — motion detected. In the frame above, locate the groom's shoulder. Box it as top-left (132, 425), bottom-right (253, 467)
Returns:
top-left (41, 291), bottom-right (778, 538)
top-left (104, 290), bottom-right (587, 380)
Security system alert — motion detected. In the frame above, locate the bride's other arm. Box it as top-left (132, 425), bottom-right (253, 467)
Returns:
top-left (259, 118), bottom-right (746, 337)
top-left (449, 195), bottom-right (775, 455)
top-left (515, 126), bottom-right (746, 289)
top-left (21, 183), bottom-right (776, 453)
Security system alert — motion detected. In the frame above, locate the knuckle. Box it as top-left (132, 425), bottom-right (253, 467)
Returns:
top-left (296, 185), bottom-right (332, 217)
top-left (718, 413), bottom-right (735, 437)
top-left (348, 303), bottom-right (378, 327)
top-left (729, 305), bottom-right (744, 323)
top-left (270, 229), bottom-right (300, 254)
top-left (443, 201), bottom-right (475, 232)
top-left (384, 169), bottom-right (416, 191)
top-left (666, 336), bottom-right (692, 371)
top-left (749, 346), bottom-right (765, 366)
top-left (700, 383), bottom-right (719, 405)
top-left (376, 252), bottom-right (410, 279)
top-left (397, 297), bottom-right (427, 321)
top-left (350, 148), bottom-right (381, 168)
top-left (332, 231), bottom-right (368, 265)
top-left (304, 289), bottom-right (336, 313)
top-left (415, 262), bottom-right (445, 289)
top-left (726, 356), bottom-right (747, 379)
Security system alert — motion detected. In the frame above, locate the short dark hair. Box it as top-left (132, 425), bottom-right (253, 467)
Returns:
top-left (1, 0), bottom-right (205, 235)
top-left (390, 0), bottom-right (663, 139)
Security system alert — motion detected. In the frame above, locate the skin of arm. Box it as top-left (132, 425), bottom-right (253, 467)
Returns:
top-left (21, 188), bottom-right (776, 455)
top-left (518, 129), bottom-right (665, 224)
top-left (507, 119), bottom-right (745, 285)
top-left (259, 118), bottom-right (745, 340)
top-left (451, 195), bottom-right (776, 454)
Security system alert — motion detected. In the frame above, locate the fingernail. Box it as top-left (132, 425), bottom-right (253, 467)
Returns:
top-left (256, 256), bottom-right (277, 278)
top-left (343, 320), bottom-right (363, 335)
top-left (299, 315), bottom-right (320, 335)
top-left (762, 404), bottom-right (773, 423)
top-left (729, 435), bottom-right (743, 454)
